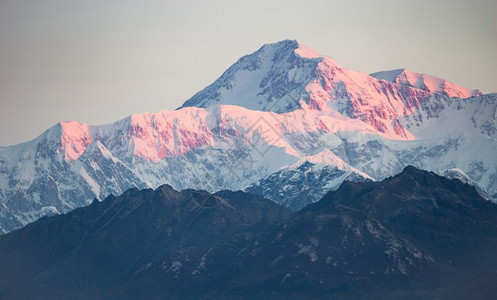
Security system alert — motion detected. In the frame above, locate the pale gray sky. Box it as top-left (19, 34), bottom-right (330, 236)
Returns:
top-left (1, 0), bottom-right (496, 146)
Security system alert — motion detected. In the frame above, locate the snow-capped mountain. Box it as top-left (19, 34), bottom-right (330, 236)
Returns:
top-left (245, 150), bottom-right (374, 210)
top-left (0, 40), bottom-right (496, 233)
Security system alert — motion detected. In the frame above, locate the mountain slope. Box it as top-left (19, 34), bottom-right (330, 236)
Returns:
top-left (234, 166), bottom-right (497, 298)
top-left (0, 167), bottom-right (496, 299)
top-left (0, 40), bottom-right (496, 233)
top-left (0, 186), bottom-right (292, 299)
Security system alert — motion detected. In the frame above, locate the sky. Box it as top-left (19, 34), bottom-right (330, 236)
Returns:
top-left (0, 0), bottom-right (496, 146)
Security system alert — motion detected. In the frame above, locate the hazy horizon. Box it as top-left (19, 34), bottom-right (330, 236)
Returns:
top-left (1, 0), bottom-right (496, 146)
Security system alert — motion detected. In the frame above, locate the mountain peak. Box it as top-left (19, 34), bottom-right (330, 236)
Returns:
top-left (259, 39), bottom-right (324, 59)
top-left (177, 40), bottom-right (484, 140)
top-left (54, 121), bottom-right (92, 161)
top-left (178, 39), bottom-right (323, 113)
top-left (260, 39), bottom-right (299, 51)
top-left (370, 68), bottom-right (482, 98)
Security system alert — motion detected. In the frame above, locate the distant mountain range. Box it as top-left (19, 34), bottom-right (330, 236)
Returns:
top-left (1, 167), bottom-right (496, 299)
top-left (1, 40), bottom-right (496, 233)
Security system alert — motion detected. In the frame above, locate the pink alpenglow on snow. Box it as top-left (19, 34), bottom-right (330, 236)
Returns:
top-left (47, 41), bottom-right (486, 163)
top-left (127, 108), bottom-right (214, 162)
top-left (181, 40), bottom-right (484, 141)
top-left (370, 68), bottom-right (482, 98)
top-left (59, 121), bottom-right (92, 161)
